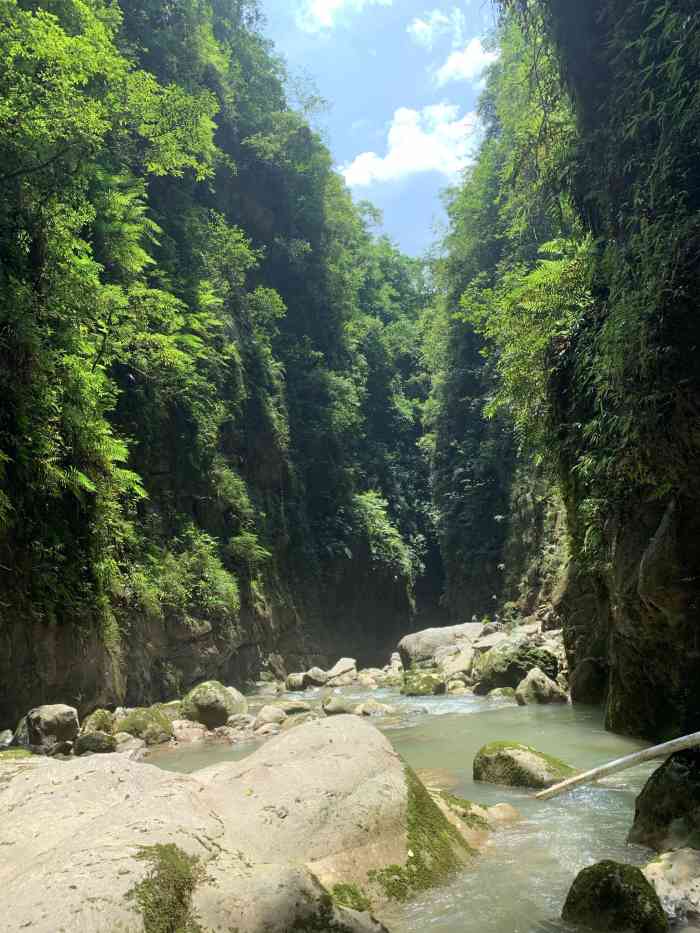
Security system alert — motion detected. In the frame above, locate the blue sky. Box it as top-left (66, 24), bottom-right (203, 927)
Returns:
top-left (260, 1), bottom-right (497, 256)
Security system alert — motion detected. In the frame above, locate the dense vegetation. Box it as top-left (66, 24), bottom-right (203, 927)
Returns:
top-left (432, 0), bottom-right (700, 738)
top-left (0, 0), bottom-right (441, 721)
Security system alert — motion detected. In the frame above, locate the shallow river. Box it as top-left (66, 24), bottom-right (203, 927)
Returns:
top-left (149, 688), bottom-right (666, 933)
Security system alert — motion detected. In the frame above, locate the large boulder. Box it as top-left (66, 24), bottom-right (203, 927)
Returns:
top-left (304, 666), bottom-right (329, 688)
top-left (473, 742), bottom-right (575, 789)
top-left (562, 860), bottom-right (669, 932)
top-left (325, 658), bottom-right (358, 687)
top-left (629, 749), bottom-right (700, 851)
top-left (114, 706), bottom-right (174, 746)
top-left (180, 681), bottom-right (247, 729)
top-left (17, 705), bottom-right (79, 754)
top-left (435, 644), bottom-right (475, 683)
top-left (398, 622), bottom-right (482, 668)
top-left (254, 705), bottom-right (287, 729)
top-left (515, 667), bottom-right (568, 706)
top-left (74, 731), bottom-right (117, 755)
top-left (80, 708), bottom-right (115, 735)
top-left (473, 634), bottom-right (559, 694)
top-left (643, 848), bottom-right (700, 924)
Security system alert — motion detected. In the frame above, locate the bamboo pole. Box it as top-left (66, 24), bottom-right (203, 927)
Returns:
top-left (536, 730), bottom-right (700, 801)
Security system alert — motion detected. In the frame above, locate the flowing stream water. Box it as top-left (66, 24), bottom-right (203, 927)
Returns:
top-left (148, 688), bottom-right (668, 933)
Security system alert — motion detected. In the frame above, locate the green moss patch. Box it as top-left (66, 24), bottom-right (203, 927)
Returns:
top-left (562, 860), bottom-right (669, 932)
top-left (116, 707), bottom-right (173, 746)
top-left (400, 671), bottom-right (446, 697)
top-left (0, 748), bottom-right (33, 761)
top-left (81, 709), bottom-right (115, 735)
top-left (331, 883), bottom-right (372, 913)
top-left (439, 793), bottom-right (491, 831)
top-left (129, 843), bottom-right (205, 933)
top-left (473, 741), bottom-right (575, 788)
top-left (368, 765), bottom-right (474, 901)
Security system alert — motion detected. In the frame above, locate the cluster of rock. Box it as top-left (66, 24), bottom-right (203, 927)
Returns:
top-left (285, 655), bottom-right (403, 693)
top-left (395, 620), bottom-right (568, 703)
top-left (0, 715), bottom-right (505, 932)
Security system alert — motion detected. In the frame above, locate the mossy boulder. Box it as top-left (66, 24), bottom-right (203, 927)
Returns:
top-left (81, 708), bottom-right (115, 735)
top-left (562, 860), bottom-right (669, 932)
top-left (74, 731), bottom-right (117, 755)
top-left (18, 705), bottom-right (79, 754)
top-left (180, 681), bottom-right (247, 729)
top-left (115, 706), bottom-right (173, 746)
top-left (473, 635), bottom-right (559, 694)
top-left (473, 741), bottom-right (575, 789)
top-left (515, 667), bottom-right (568, 705)
top-left (401, 671), bottom-right (446, 697)
top-left (629, 749), bottom-right (700, 851)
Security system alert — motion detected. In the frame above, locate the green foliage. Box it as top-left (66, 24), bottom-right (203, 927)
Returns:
top-left (353, 491), bottom-right (414, 582)
top-left (129, 844), bottom-right (205, 933)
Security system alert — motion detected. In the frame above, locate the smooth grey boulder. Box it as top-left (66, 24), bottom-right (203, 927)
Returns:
top-left (303, 666), bottom-right (329, 687)
top-left (325, 658), bottom-right (358, 687)
top-left (435, 644), bottom-right (475, 683)
top-left (515, 667), bottom-right (568, 705)
top-left (1, 718), bottom-right (417, 931)
top-left (180, 681), bottom-right (247, 729)
top-left (18, 704), bottom-right (79, 754)
top-left (398, 622), bottom-right (483, 668)
top-left (254, 705), bottom-right (287, 729)
top-left (0, 729), bottom-right (13, 749)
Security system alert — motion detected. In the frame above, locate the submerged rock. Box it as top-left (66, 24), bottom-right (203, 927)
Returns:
top-left (629, 749), bottom-right (700, 851)
top-left (180, 681), bottom-right (247, 729)
top-left (473, 741), bottom-right (575, 789)
top-left (643, 848), bottom-right (700, 924)
top-left (562, 860), bottom-right (669, 932)
top-left (515, 667), bottom-right (568, 705)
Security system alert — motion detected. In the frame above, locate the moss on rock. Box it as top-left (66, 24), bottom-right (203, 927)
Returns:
top-left (81, 708), bottom-right (115, 735)
top-left (562, 860), bottom-right (669, 932)
top-left (368, 765), bottom-right (473, 901)
top-left (0, 748), bottom-right (33, 761)
top-left (400, 671), bottom-right (446, 697)
top-left (180, 680), bottom-right (246, 729)
top-left (115, 707), bottom-right (173, 746)
top-left (331, 883), bottom-right (372, 913)
top-left (473, 741), bottom-right (575, 789)
top-left (129, 843), bottom-right (205, 933)
top-left (439, 793), bottom-right (491, 831)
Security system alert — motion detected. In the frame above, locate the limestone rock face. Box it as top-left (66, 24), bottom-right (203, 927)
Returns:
top-left (629, 749), bottom-right (700, 851)
top-left (515, 667), bottom-right (568, 705)
top-left (473, 742), bottom-right (575, 789)
top-left (398, 623), bottom-right (483, 668)
top-left (180, 681), bottom-right (247, 729)
top-left (643, 848), bottom-right (700, 924)
top-left (19, 704), bottom-right (79, 754)
top-left (562, 860), bottom-right (669, 933)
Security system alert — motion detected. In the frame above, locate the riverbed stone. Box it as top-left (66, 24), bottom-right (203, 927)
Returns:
top-left (322, 695), bottom-right (357, 716)
top-left (114, 706), bottom-right (173, 746)
top-left (80, 708), bottom-right (115, 735)
top-left (473, 741), bottom-right (576, 789)
top-left (629, 748), bottom-right (700, 851)
top-left (355, 699), bottom-right (397, 717)
top-left (0, 726), bottom-right (392, 932)
top-left (487, 687), bottom-right (517, 701)
top-left (274, 699), bottom-right (311, 716)
top-left (74, 730), bottom-right (117, 755)
top-left (473, 635), bottom-right (559, 694)
top-left (398, 622), bottom-right (483, 668)
top-left (20, 704), bottom-right (79, 754)
top-left (172, 719), bottom-right (208, 743)
top-left (304, 666), bottom-right (329, 687)
top-left (643, 848), bottom-right (700, 924)
top-left (254, 705), bottom-right (287, 729)
top-left (180, 680), bottom-right (247, 729)
top-left (285, 672), bottom-right (305, 691)
top-left (325, 658), bottom-right (358, 687)
top-left (515, 667), bottom-right (568, 705)
top-left (401, 670), bottom-right (446, 696)
top-left (562, 860), bottom-right (669, 932)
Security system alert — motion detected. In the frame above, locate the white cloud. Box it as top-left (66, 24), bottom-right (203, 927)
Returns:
top-left (434, 37), bottom-right (499, 85)
top-left (297, 0), bottom-right (392, 32)
top-left (407, 8), bottom-right (466, 50)
top-left (341, 102), bottom-right (479, 187)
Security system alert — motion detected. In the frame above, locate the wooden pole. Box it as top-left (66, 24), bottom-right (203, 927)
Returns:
top-left (536, 730), bottom-right (700, 801)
